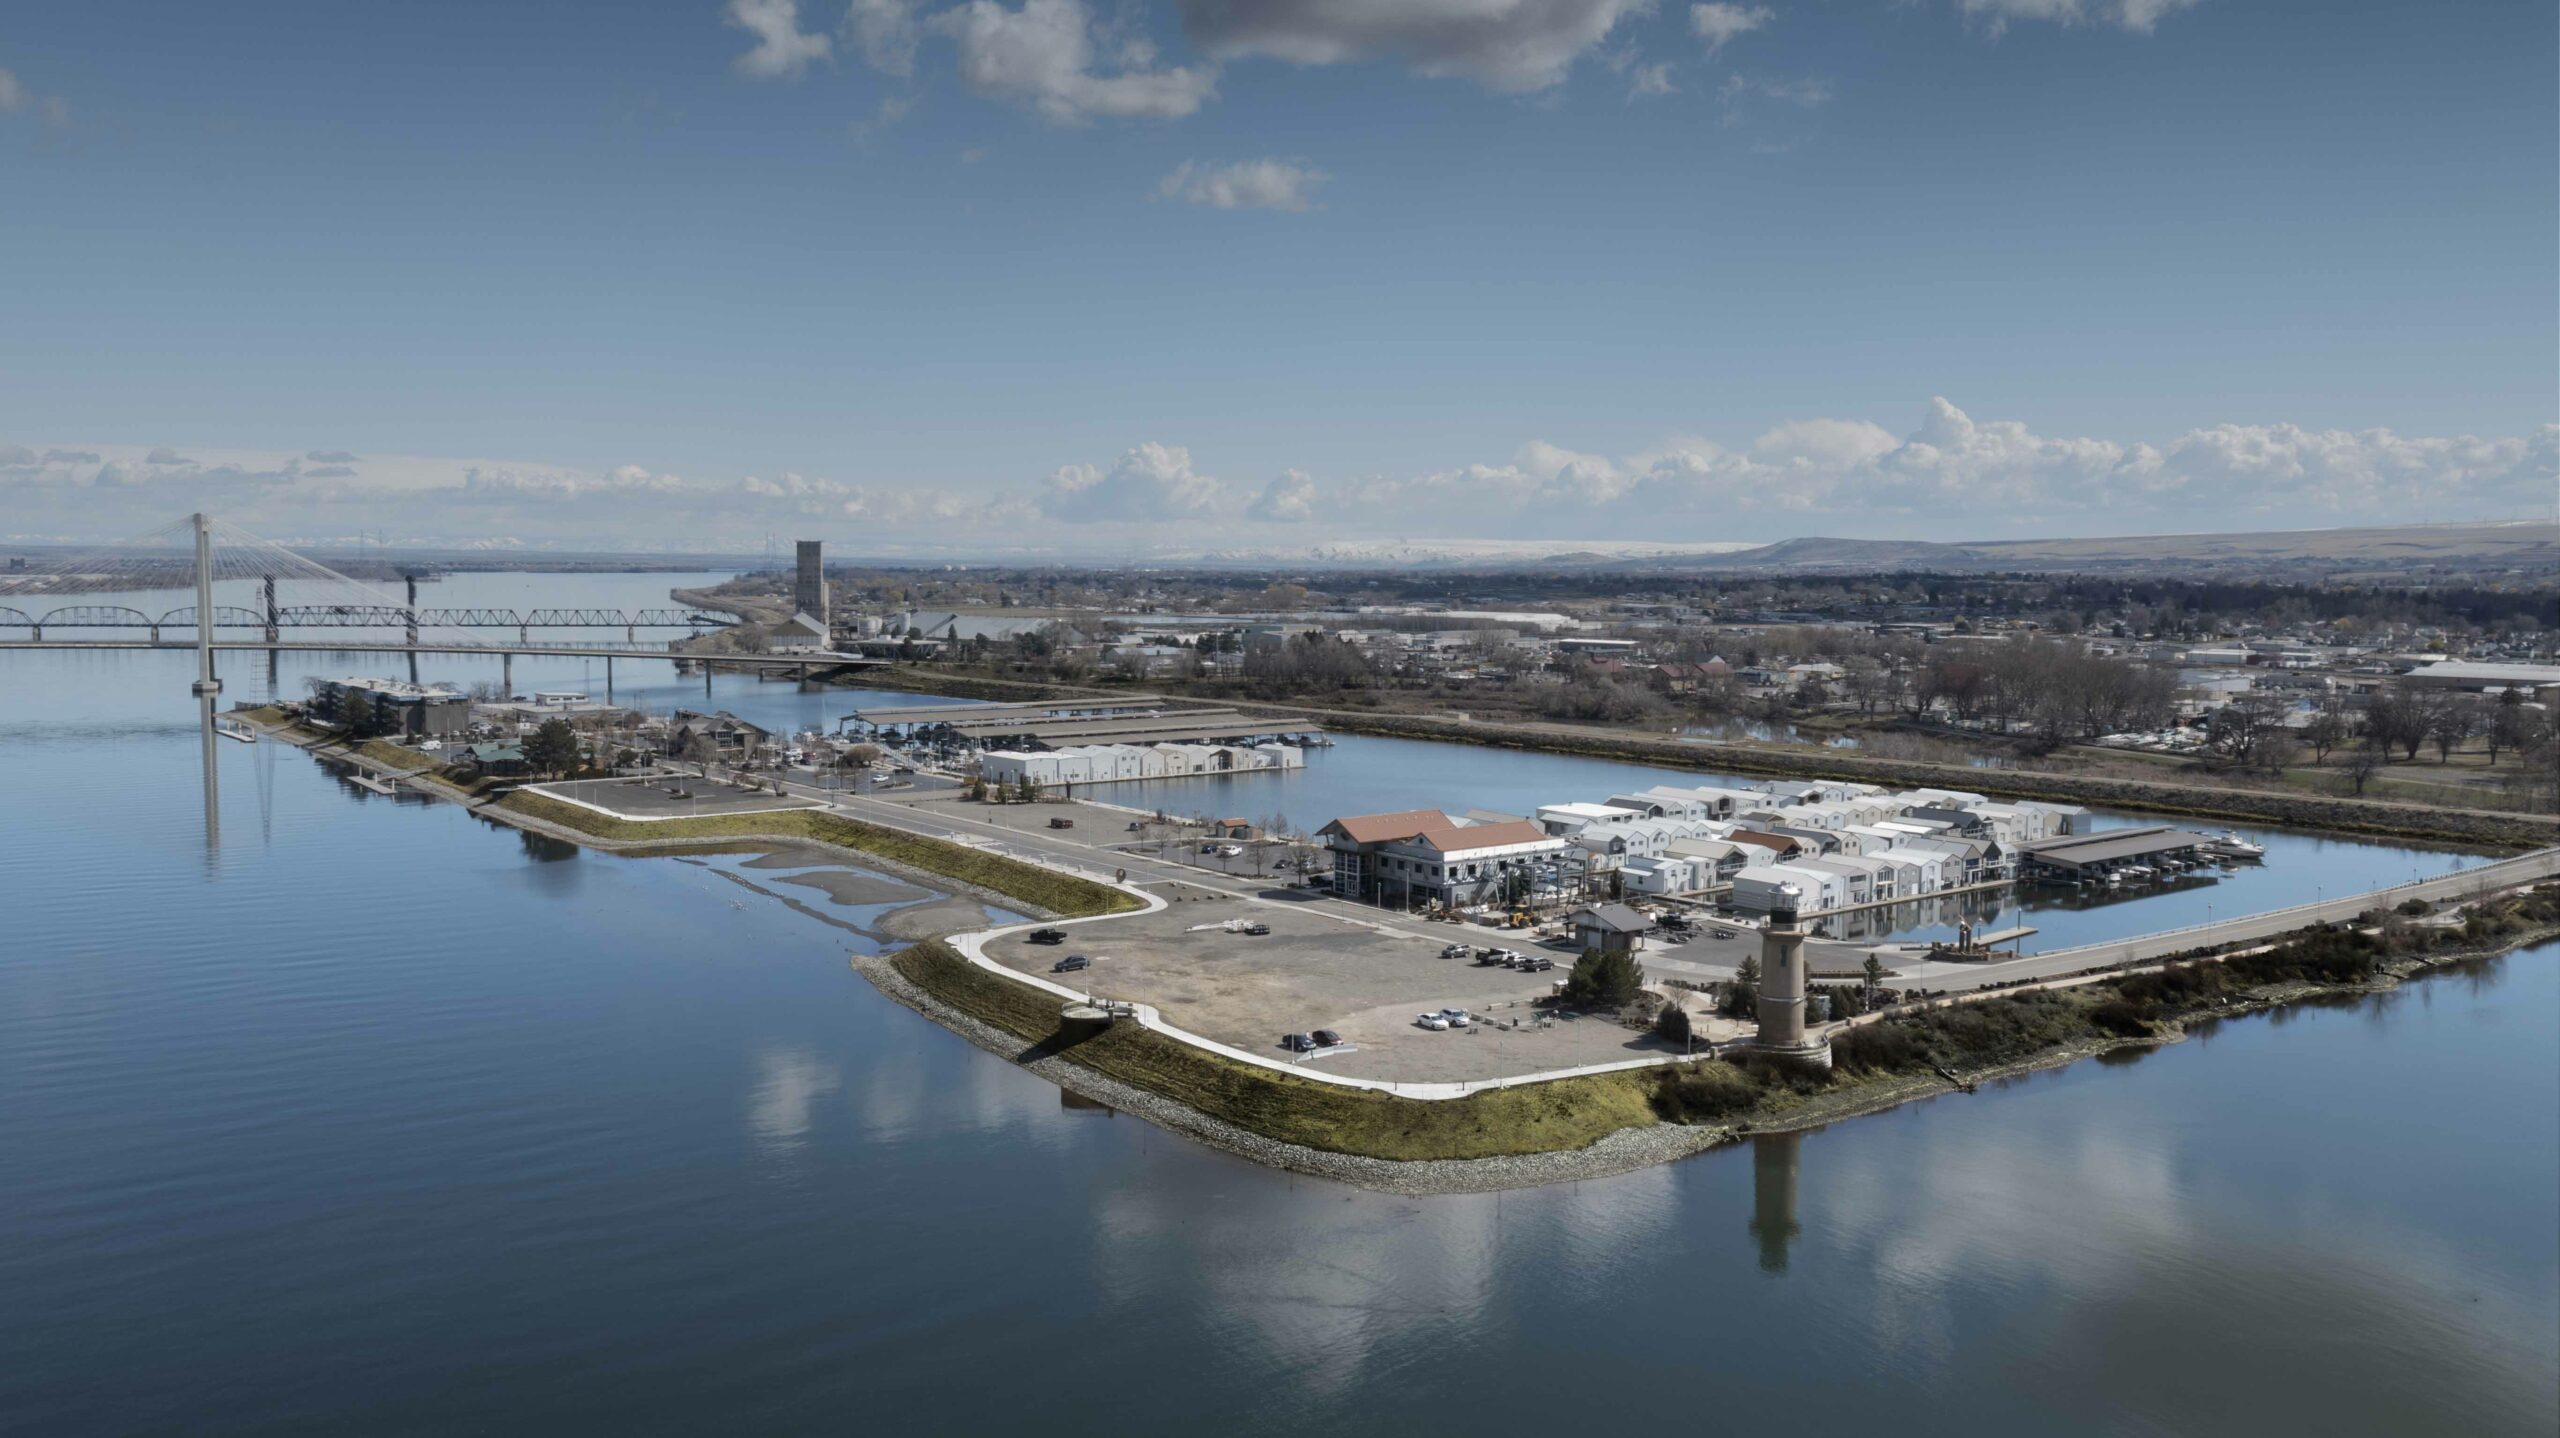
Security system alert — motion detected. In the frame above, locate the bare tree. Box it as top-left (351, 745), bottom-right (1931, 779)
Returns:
top-left (2343, 743), bottom-right (2385, 797)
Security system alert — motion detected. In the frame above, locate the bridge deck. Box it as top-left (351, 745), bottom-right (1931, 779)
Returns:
top-left (0, 639), bottom-right (882, 665)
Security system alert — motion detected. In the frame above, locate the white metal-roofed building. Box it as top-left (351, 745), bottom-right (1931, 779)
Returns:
top-left (1536, 801), bottom-right (1648, 836)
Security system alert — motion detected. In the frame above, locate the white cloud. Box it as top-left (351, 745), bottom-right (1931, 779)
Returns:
top-left (1176, 0), bottom-right (1655, 94)
top-left (1753, 417), bottom-right (1900, 468)
top-left (935, 0), bottom-right (1217, 123)
top-left (1958, 0), bottom-right (2203, 35)
top-left (848, 94), bottom-right (913, 141)
top-left (727, 0), bottom-right (834, 78)
top-left (1158, 158), bottom-right (1328, 211)
top-left (4, 405), bottom-right (2547, 550)
top-left (1248, 469), bottom-right (1320, 521)
top-left (1719, 70), bottom-right (1832, 124)
top-left (1334, 399), bottom-right (2557, 533)
top-left (1625, 60), bottom-right (1676, 97)
top-left (1039, 442), bottom-right (1224, 521)
top-left (1690, 3), bottom-right (1772, 54)
top-left (844, 0), bottom-right (922, 75)
top-left (0, 67), bottom-right (20, 113)
top-left (40, 95), bottom-right (68, 127)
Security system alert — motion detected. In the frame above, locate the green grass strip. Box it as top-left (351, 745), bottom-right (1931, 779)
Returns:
top-left (888, 939), bottom-right (1660, 1161)
top-left (497, 790), bottom-right (1140, 919)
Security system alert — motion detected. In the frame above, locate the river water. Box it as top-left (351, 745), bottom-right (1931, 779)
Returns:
top-left (3, 572), bottom-right (2553, 1435)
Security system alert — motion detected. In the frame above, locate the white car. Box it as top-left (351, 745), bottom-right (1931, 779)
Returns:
top-left (1414, 1013), bottom-right (1451, 1031)
top-left (1439, 1008), bottom-right (1472, 1028)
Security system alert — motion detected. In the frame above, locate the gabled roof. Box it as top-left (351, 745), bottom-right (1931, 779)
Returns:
top-left (1414, 819), bottom-right (1550, 853)
top-left (1569, 902), bottom-right (1650, 933)
top-left (1318, 809), bottom-right (1453, 844)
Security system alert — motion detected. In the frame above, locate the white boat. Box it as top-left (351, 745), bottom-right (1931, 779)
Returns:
top-left (213, 716), bottom-right (258, 744)
top-left (2202, 831), bottom-right (2267, 861)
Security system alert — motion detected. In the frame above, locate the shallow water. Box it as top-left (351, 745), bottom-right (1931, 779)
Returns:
top-left (3, 574), bottom-right (2552, 1435)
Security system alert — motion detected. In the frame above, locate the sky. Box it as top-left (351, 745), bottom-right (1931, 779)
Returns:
top-left (1, 0), bottom-right (2553, 556)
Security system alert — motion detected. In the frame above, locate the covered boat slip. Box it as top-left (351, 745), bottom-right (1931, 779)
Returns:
top-left (2017, 825), bottom-right (2213, 880)
top-left (842, 696), bottom-right (1319, 747)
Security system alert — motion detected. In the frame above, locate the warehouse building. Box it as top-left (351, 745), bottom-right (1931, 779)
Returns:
top-left (979, 741), bottom-right (1301, 789)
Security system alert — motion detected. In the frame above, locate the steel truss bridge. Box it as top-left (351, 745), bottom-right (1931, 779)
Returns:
top-left (0, 603), bottom-right (723, 642)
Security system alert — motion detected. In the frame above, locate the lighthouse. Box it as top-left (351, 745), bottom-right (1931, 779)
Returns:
top-left (1753, 882), bottom-right (1833, 1067)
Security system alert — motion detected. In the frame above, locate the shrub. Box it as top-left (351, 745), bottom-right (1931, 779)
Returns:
top-left (1832, 1021), bottom-right (1929, 1074)
top-left (1727, 1049), bottom-right (1833, 1094)
top-left (1654, 1002), bottom-right (1693, 1047)
top-left (2089, 1000), bottom-right (2154, 1038)
top-left (1652, 1062), bottom-right (1762, 1123)
top-left (2225, 928), bottom-right (2381, 986)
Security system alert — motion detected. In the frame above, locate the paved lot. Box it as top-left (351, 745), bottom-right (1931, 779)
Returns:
top-left (985, 882), bottom-right (1681, 1083)
top-left (536, 776), bottom-right (823, 820)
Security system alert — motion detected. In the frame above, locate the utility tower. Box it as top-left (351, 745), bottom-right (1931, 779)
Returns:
top-left (192, 513), bottom-right (222, 838)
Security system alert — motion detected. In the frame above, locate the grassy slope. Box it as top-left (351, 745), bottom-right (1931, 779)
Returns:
top-left (496, 791), bottom-right (1139, 919)
top-left (353, 739), bottom-right (438, 774)
top-left (890, 940), bottom-right (1661, 1161)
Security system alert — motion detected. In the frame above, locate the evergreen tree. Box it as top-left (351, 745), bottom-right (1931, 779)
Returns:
top-left (1723, 954), bottom-right (1762, 1018)
top-left (1561, 947), bottom-right (1645, 1009)
top-left (524, 718), bottom-right (581, 777)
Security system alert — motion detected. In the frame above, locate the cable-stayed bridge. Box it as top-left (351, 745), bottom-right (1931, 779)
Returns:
top-left (1, 514), bottom-right (880, 853)
top-left (0, 513), bottom-right (878, 669)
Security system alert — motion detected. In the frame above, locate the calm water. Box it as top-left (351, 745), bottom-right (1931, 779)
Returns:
top-left (3, 575), bottom-right (2554, 1435)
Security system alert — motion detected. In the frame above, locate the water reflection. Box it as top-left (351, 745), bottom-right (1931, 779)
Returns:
top-left (747, 1047), bottom-right (842, 1153)
top-left (519, 830), bottom-right (580, 863)
top-left (1750, 1131), bottom-right (1804, 1273)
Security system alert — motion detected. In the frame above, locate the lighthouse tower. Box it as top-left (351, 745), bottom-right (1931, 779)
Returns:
top-left (1753, 883), bottom-right (1833, 1067)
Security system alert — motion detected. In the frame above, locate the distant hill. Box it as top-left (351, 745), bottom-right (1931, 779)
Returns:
top-left (1660, 520), bottom-right (2560, 581)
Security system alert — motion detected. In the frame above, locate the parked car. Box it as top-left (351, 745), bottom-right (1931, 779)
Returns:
top-left (1216, 844), bottom-right (1244, 857)
top-left (1442, 943), bottom-right (1473, 960)
top-left (1440, 1008), bottom-right (1472, 1028)
top-left (1198, 843), bottom-right (1222, 854)
top-left (1525, 956), bottom-right (1556, 972)
top-left (1310, 1029), bottom-right (1342, 1048)
top-left (1282, 1033), bottom-right (1316, 1052)
top-left (1051, 955), bottom-right (1090, 973)
top-left (1025, 928), bottom-right (1067, 945)
top-left (1240, 921), bottom-right (1270, 936)
top-left (1414, 1013), bottom-right (1451, 1031)
top-left (1048, 817), bottom-right (1074, 829)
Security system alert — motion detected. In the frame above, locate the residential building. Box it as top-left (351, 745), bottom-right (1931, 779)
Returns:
top-left (315, 676), bottom-right (469, 739)
top-left (1318, 809), bottom-right (1570, 908)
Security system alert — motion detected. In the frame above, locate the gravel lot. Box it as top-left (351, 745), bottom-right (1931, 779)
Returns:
top-left (986, 882), bottom-right (1681, 1083)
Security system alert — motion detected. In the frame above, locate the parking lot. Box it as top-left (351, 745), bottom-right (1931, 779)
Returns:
top-left (983, 882), bottom-right (1684, 1083)
top-left (533, 776), bottom-right (825, 821)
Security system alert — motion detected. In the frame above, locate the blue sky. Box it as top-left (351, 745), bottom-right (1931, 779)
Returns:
top-left (2, 1), bottom-right (2552, 554)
